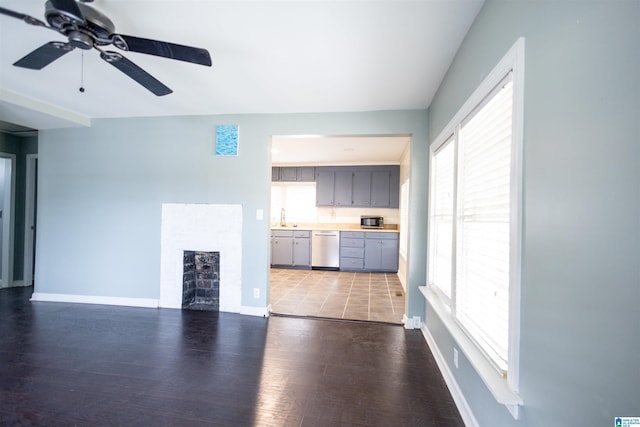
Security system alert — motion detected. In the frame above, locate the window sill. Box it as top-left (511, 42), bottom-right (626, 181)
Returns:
top-left (419, 286), bottom-right (523, 414)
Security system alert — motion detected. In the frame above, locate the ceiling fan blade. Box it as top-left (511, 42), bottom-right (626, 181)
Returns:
top-left (100, 51), bottom-right (173, 96)
top-left (0, 6), bottom-right (47, 26)
top-left (114, 34), bottom-right (212, 67)
top-left (13, 42), bottom-right (75, 70)
top-left (49, 0), bottom-right (85, 22)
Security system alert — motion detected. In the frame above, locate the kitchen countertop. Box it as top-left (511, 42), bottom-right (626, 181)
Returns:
top-left (270, 223), bottom-right (399, 233)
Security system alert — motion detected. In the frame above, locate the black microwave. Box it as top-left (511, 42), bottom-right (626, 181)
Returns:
top-left (361, 215), bottom-right (384, 229)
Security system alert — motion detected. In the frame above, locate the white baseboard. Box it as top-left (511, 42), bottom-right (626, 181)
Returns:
top-left (30, 292), bottom-right (159, 308)
top-left (31, 293), bottom-right (272, 319)
top-left (29, 292), bottom-right (273, 322)
top-left (240, 304), bottom-right (270, 317)
top-left (403, 314), bottom-right (421, 329)
top-left (421, 324), bottom-right (479, 427)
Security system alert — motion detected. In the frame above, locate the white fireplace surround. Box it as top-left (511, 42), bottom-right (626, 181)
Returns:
top-left (160, 203), bottom-right (242, 312)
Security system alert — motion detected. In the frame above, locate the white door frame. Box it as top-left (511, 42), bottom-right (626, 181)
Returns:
top-left (23, 154), bottom-right (37, 287)
top-left (0, 153), bottom-right (16, 288)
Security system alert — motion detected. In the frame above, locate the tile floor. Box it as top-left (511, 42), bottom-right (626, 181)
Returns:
top-left (269, 268), bottom-right (406, 324)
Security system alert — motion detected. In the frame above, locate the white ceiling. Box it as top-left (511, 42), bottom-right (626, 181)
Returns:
top-left (0, 0), bottom-right (484, 130)
top-left (272, 134), bottom-right (410, 166)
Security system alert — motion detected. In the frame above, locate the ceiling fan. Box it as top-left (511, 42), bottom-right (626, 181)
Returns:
top-left (0, 0), bottom-right (212, 96)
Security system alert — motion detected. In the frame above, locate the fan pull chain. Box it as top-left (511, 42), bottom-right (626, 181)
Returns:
top-left (79, 52), bottom-right (85, 93)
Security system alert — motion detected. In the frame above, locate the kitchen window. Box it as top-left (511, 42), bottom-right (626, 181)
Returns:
top-left (271, 182), bottom-right (317, 224)
top-left (425, 38), bottom-right (524, 416)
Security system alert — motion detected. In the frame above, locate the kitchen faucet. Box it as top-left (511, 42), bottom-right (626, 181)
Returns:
top-left (280, 208), bottom-right (286, 226)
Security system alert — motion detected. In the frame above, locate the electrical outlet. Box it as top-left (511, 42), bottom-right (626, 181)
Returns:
top-left (453, 348), bottom-right (459, 368)
top-left (253, 288), bottom-right (260, 299)
top-left (412, 316), bottom-right (421, 329)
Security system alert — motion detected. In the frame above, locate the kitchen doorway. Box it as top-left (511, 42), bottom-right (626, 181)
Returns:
top-left (268, 134), bottom-right (411, 324)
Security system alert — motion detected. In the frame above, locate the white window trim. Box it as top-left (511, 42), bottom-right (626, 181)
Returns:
top-left (425, 37), bottom-right (525, 419)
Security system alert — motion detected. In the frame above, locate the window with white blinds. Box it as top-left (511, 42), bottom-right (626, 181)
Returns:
top-left (428, 72), bottom-right (518, 376)
top-left (428, 139), bottom-right (455, 299)
top-left (456, 75), bottom-right (513, 373)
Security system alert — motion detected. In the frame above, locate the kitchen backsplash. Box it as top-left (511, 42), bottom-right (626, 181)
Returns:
top-left (271, 182), bottom-right (400, 226)
top-left (316, 207), bottom-right (399, 225)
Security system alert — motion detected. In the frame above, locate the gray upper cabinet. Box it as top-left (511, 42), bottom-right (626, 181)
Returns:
top-left (314, 166), bottom-right (399, 208)
top-left (272, 167), bottom-right (315, 182)
top-left (334, 171), bottom-right (371, 207)
top-left (352, 171), bottom-right (372, 206)
top-left (371, 170), bottom-right (391, 207)
top-left (334, 171), bottom-right (353, 206)
top-left (297, 167), bottom-right (315, 182)
top-left (316, 170), bottom-right (335, 206)
top-left (389, 169), bottom-right (400, 208)
top-left (279, 167), bottom-right (298, 181)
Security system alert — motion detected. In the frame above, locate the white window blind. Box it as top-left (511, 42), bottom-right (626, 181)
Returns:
top-left (428, 139), bottom-right (455, 299)
top-left (456, 76), bottom-right (514, 373)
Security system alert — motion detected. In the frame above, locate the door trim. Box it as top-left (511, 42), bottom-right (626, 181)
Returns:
top-left (0, 153), bottom-right (16, 288)
top-left (23, 154), bottom-right (37, 287)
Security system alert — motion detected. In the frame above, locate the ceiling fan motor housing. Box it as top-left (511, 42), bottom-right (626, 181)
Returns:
top-left (44, 0), bottom-right (116, 46)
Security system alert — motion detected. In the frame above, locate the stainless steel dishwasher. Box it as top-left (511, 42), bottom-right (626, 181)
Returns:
top-left (311, 230), bottom-right (340, 269)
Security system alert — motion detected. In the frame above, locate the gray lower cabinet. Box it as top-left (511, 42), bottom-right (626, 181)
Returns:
top-left (271, 230), bottom-right (311, 268)
top-left (271, 232), bottom-right (294, 265)
top-left (292, 231), bottom-right (311, 266)
top-left (363, 232), bottom-right (399, 272)
top-left (340, 231), bottom-right (398, 272)
top-left (340, 231), bottom-right (365, 271)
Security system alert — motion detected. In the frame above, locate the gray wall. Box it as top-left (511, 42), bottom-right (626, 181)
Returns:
top-left (0, 132), bottom-right (37, 282)
top-left (36, 111), bottom-right (429, 314)
top-left (427, 1), bottom-right (639, 426)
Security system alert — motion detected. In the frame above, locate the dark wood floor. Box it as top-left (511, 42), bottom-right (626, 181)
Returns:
top-left (0, 286), bottom-right (464, 426)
